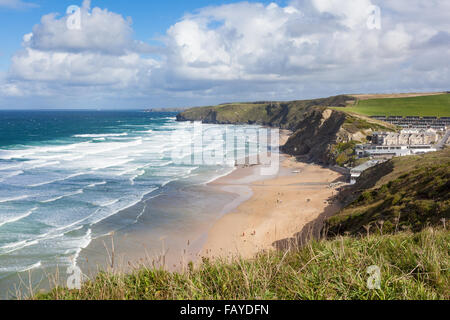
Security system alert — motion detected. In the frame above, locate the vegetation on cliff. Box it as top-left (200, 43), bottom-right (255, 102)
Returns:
top-left (176, 95), bottom-right (355, 131)
top-left (327, 148), bottom-right (450, 236)
top-left (177, 95), bottom-right (396, 166)
top-left (281, 109), bottom-right (396, 166)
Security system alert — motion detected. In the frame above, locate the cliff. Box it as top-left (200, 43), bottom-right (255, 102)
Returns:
top-left (282, 108), bottom-right (396, 165)
top-left (176, 95), bottom-right (354, 131)
top-left (177, 95), bottom-right (395, 166)
top-left (326, 148), bottom-right (450, 236)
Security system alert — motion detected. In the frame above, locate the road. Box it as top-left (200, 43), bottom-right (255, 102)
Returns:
top-left (436, 130), bottom-right (450, 150)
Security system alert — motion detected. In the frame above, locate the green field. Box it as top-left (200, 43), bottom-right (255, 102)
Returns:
top-left (338, 94), bottom-right (450, 117)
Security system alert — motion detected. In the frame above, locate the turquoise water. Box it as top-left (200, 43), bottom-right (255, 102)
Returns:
top-left (0, 111), bottom-right (262, 294)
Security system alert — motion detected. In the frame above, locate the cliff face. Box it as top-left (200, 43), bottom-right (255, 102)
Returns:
top-left (176, 95), bottom-right (355, 131)
top-left (176, 95), bottom-right (395, 166)
top-left (281, 108), bottom-right (396, 165)
top-left (281, 109), bottom-right (345, 164)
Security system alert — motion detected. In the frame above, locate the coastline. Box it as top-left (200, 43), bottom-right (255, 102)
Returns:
top-left (77, 129), bottom-right (345, 274)
top-left (75, 130), bottom-right (293, 275)
top-left (202, 156), bottom-right (345, 260)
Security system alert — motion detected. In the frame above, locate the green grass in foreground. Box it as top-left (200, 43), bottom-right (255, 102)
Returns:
top-left (35, 228), bottom-right (449, 300)
top-left (337, 94), bottom-right (450, 117)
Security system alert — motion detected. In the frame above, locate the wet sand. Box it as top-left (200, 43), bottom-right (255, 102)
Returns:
top-left (202, 157), bottom-right (344, 260)
top-left (78, 129), bottom-right (344, 274)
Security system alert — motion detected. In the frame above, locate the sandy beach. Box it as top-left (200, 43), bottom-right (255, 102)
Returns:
top-left (202, 154), bottom-right (345, 260)
top-left (73, 129), bottom-right (345, 277)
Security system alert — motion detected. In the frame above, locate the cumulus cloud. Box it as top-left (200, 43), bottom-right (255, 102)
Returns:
top-left (4, 0), bottom-right (157, 98)
top-left (154, 0), bottom-right (449, 100)
top-left (23, 1), bottom-right (138, 55)
top-left (1, 0), bottom-right (449, 108)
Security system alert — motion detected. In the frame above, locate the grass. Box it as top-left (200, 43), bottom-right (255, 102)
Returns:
top-left (328, 115), bottom-right (396, 167)
top-left (177, 95), bottom-right (356, 131)
top-left (342, 114), bottom-right (397, 133)
top-left (34, 228), bottom-right (449, 300)
top-left (29, 150), bottom-right (450, 301)
top-left (327, 149), bottom-right (450, 236)
top-left (335, 94), bottom-right (450, 117)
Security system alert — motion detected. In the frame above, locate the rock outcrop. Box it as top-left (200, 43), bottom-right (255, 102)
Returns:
top-left (281, 108), bottom-right (347, 164)
top-left (176, 95), bottom-right (395, 166)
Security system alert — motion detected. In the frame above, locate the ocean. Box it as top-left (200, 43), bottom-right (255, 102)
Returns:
top-left (0, 110), bottom-right (268, 298)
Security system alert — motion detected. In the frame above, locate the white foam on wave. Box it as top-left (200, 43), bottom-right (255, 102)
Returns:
top-left (0, 195), bottom-right (29, 203)
top-left (0, 119), bottom-right (255, 273)
top-left (0, 239), bottom-right (39, 254)
top-left (0, 207), bottom-right (37, 228)
top-left (19, 261), bottom-right (42, 273)
top-left (0, 214), bottom-right (92, 255)
top-left (202, 167), bottom-right (237, 186)
top-left (0, 163), bottom-right (22, 170)
top-left (26, 161), bottom-right (60, 169)
top-left (0, 142), bottom-right (92, 160)
top-left (73, 133), bottom-right (128, 138)
top-left (88, 187), bottom-right (158, 226)
top-left (87, 181), bottom-right (107, 188)
top-left (92, 158), bottom-right (133, 171)
top-left (0, 170), bottom-right (24, 182)
top-left (93, 199), bottom-right (120, 207)
top-left (73, 229), bottom-right (92, 266)
top-left (0, 261), bottom-right (42, 274)
top-left (28, 172), bottom-right (89, 188)
top-left (40, 189), bottom-right (84, 204)
top-left (129, 170), bottom-right (146, 185)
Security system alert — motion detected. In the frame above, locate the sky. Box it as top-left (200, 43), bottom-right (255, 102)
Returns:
top-left (0, 0), bottom-right (448, 109)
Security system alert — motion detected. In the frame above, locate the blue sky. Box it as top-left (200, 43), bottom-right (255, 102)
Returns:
top-left (0, 0), bottom-right (287, 70)
top-left (0, 0), bottom-right (448, 109)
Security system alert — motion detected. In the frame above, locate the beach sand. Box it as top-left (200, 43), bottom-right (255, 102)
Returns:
top-left (77, 130), bottom-right (344, 275)
top-left (202, 156), bottom-right (345, 260)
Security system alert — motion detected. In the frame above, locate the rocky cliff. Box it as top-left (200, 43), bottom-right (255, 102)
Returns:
top-left (282, 108), bottom-right (396, 165)
top-left (176, 95), bottom-right (355, 131)
top-left (176, 95), bottom-right (395, 166)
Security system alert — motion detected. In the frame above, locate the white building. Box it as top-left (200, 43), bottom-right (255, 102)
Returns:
top-left (355, 144), bottom-right (437, 158)
top-left (350, 160), bottom-right (384, 184)
top-left (356, 145), bottom-right (410, 158)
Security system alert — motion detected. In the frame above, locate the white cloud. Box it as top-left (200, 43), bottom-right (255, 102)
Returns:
top-left (1, 0), bottom-right (449, 108)
top-left (24, 4), bottom-right (137, 55)
top-left (5, 0), bottom-right (157, 96)
top-left (152, 0), bottom-right (449, 100)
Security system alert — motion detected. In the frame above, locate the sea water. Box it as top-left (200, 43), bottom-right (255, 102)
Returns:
top-left (0, 110), bottom-right (265, 297)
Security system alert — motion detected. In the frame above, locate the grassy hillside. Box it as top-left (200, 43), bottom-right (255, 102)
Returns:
top-left (327, 148), bottom-right (450, 236)
top-left (336, 94), bottom-right (450, 117)
top-left (177, 95), bottom-right (356, 131)
top-left (178, 95), bottom-right (397, 166)
top-left (36, 228), bottom-right (449, 300)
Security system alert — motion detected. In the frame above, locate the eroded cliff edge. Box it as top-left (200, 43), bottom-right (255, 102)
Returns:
top-left (176, 95), bottom-right (395, 166)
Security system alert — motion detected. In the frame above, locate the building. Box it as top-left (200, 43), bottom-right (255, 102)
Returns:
top-left (350, 160), bottom-right (384, 184)
top-left (371, 129), bottom-right (439, 146)
top-left (370, 116), bottom-right (450, 130)
top-left (355, 144), bottom-right (437, 158)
